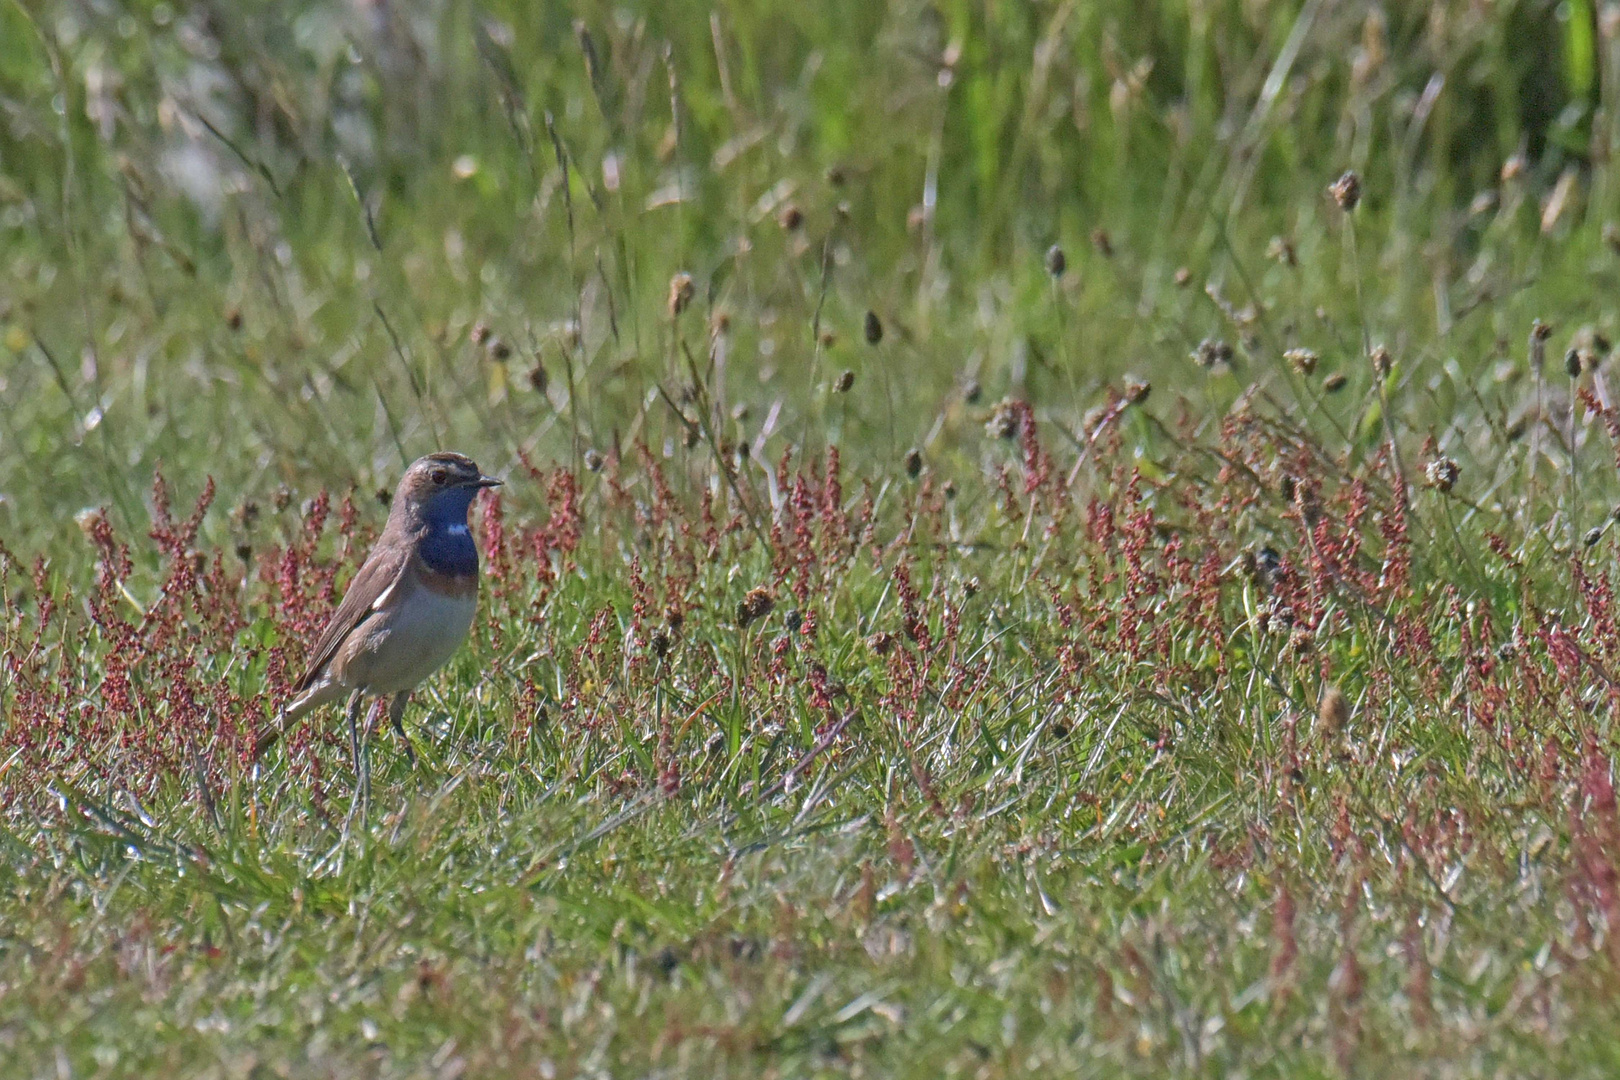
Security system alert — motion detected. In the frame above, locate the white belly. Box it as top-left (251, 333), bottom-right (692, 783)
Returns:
top-left (348, 587), bottom-right (477, 694)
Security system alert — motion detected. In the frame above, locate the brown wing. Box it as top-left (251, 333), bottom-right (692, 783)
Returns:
top-left (292, 541), bottom-right (412, 694)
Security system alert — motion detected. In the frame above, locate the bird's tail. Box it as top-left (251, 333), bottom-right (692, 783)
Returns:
top-left (253, 679), bottom-right (341, 759)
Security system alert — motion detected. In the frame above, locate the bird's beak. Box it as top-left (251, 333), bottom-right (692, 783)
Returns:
top-left (472, 474), bottom-right (504, 489)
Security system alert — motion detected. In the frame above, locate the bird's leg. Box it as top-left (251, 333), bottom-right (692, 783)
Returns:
top-left (360, 702), bottom-right (376, 809)
top-left (389, 691), bottom-right (417, 767)
top-left (345, 689), bottom-right (365, 774)
top-left (345, 689), bottom-right (373, 811)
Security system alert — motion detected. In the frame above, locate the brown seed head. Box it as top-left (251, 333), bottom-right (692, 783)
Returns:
top-left (1329, 171), bottom-right (1361, 211)
top-left (528, 362), bottom-right (549, 394)
top-left (471, 322), bottom-right (492, 346)
top-left (1318, 685), bottom-right (1351, 736)
top-left (1193, 338), bottom-right (1234, 369)
top-left (1566, 347), bottom-right (1584, 378)
top-left (1323, 372), bottom-right (1348, 392)
top-left (986, 399), bottom-right (1021, 440)
top-left (835, 369), bottom-right (855, 393)
top-left (74, 507), bottom-right (105, 539)
top-left (1124, 377), bottom-right (1151, 405)
top-left (1284, 347), bottom-right (1318, 375)
top-left (737, 587), bottom-right (774, 628)
top-left (864, 310), bottom-right (884, 346)
top-left (583, 448), bottom-right (605, 472)
top-left (1425, 455), bottom-right (1460, 493)
top-left (903, 447), bottom-right (923, 478)
top-left (1605, 221), bottom-right (1620, 255)
top-left (1090, 228), bottom-right (1113, 257)
top-left (778, 203), bottom-right (804, 231)
top-left (1530, 319), bottom-right (1552, 371)
top-left (668, 272), bottom-right (695, 318)
top-left (1370, 344), bottom-right (1393, 377)
top-left (1045, 244), bottom-right (1067, 278)
top-left (1173, 266), bottom-right (1192, 287)
top-left (1298, 488), bottom-right (1323, 527)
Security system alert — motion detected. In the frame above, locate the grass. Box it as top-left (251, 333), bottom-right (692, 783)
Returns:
top-left (6, 0), bottom-right (1620, 1075)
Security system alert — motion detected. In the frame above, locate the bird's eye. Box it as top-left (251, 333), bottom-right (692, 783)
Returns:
top-left (430, 468), bottom-right (449, 485)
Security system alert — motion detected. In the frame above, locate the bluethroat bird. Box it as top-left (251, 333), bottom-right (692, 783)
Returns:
top-left (254, 452), bottom-right (502, 779)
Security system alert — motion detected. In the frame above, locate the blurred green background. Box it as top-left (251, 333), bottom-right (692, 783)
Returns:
top-left (0, 0), bottom-right (1615, 548)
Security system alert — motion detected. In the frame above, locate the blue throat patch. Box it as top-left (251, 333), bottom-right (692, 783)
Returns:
top-left (418, 489), bottom-right (480, 576)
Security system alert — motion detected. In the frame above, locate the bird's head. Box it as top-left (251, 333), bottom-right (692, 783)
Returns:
top-left (394, 452), bottom-right (502, 524)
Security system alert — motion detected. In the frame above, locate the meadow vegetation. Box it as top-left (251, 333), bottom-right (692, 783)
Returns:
top-left (5, 0), bottom-right (1620, 1075)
